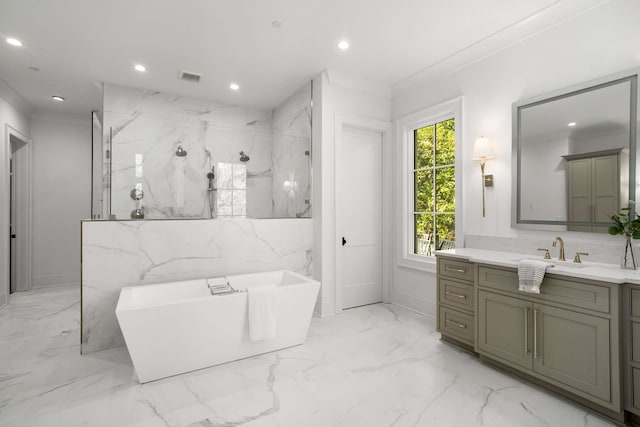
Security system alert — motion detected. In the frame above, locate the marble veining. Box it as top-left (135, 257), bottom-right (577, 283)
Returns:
top-left (101, 82), bottom-right (311, 220)
top-left (0, 285), bottom-right (615, 426)
top-left (81, 218), bottom-right (312, 354)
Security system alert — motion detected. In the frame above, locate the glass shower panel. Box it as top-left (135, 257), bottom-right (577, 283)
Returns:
top-left (90, 111), bottom-right (103, 219)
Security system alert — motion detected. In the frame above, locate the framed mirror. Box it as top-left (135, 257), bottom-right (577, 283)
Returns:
top-left (513, 71), bottom-right (638, 231)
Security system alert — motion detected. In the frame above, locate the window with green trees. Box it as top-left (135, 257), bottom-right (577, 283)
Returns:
top-left (413, 118), bottom-right (455, 256)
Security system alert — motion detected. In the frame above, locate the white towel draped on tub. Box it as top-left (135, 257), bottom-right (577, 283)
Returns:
top-left (247, 285), bottom-right (278, 341)
top-left (517, 259), bottom-right (551, 294)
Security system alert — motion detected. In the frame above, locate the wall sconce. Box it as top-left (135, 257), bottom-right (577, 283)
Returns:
top-left (472, 136), bottom-right (494, 217)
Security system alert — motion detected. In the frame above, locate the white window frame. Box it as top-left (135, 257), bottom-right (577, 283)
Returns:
top-left (396, 97), bottom-right (463, 272)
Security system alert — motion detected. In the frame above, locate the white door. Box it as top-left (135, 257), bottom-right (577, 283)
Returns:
top-left (9, 150), bottom-right (16, 294)
top-left (337, 125), bottom-right (383, 309)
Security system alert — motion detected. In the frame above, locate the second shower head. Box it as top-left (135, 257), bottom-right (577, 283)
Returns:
top-left (176, 146), bottom-right (187, 157)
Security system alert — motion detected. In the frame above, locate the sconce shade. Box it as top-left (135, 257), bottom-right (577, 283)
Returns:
top-left (473, 136), bottom-right (494, 160)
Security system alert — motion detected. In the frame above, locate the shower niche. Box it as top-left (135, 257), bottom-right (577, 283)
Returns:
top-left (91, 82), bottom-right (312, 220)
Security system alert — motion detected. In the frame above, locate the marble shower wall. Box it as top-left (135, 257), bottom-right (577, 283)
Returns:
top-left (81, 218), bottom-right (312, 354)
top-left (103, 84), bottom-right (272, 219)
top-left (272, 82), bottom-right (312, 217)
top-left (102, 83), bottom-right (311, 220)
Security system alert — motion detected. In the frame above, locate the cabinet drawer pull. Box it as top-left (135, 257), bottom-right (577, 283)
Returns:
top-left (445, 291), bottom-right (467, 300)
top-left (533, 309), bottom-right (539, 359)
top-left (446, 266), bottom-right (467, 274)
top-left (446, 319), bottom-right (467, 329)
top-left (524, 307), bottom-right (529, 354)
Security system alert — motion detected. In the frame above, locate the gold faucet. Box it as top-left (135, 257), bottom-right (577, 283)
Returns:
top-left (552, 237), bottom-right (565, 261)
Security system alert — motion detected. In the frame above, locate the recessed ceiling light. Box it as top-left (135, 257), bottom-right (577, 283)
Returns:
top-left (6, 37), bottom-right (22, 47)
top-left (134, 64), bottom-right (146, 72)
top-left (52, 96), bottom-right (65, 102)
top-left (229, 83), bottom-right (240, 91)
top-left (568, 122), bottom-right (577, 127)
top-left (338, 40), bottom-right (349, 50)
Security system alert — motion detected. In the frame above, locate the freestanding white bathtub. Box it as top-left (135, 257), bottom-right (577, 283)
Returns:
top-left (115, 270), bottom-right (320, 383)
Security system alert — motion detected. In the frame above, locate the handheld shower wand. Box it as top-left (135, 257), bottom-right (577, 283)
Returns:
top-left (206, 166), bottom-right (217, 218)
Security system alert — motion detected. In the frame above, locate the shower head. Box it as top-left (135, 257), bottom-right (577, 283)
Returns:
top-left (176, 146), bottom-right (187, 157)
top-left (239, 151), bottom-right (250, 162)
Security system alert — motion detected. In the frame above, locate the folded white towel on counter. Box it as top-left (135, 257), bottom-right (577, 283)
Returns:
top-left (518, 259), bottom-right (551, 294)
top-left (247, 285), bottom-right (278, 341)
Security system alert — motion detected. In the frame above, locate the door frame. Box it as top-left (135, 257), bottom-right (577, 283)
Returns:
top-left (5, 124), bottom-right (32, 297)
top-left (334, 115), bottom-right (392, 313)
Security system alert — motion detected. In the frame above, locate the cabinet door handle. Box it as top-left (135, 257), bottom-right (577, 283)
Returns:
top-left (533, 309), bottom-right (539, 359)
top-left (446, 319), bottom-right (467, 329)
top-left (445, 291), bottom-right (467, 300)
top-left (446, 266), bottom-right (467, 274)
top-left (524, 307), bottom-right (529, 354)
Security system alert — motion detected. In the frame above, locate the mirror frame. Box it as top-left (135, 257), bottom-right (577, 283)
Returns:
top-left (512, 69), bottom-right (638, 229)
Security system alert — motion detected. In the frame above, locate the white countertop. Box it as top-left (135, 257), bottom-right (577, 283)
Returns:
top-left (436, 248), bottom-right (640, 285)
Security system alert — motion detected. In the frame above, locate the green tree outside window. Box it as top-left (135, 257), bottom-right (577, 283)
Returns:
top-left (413, 118), bottom-right (455, 255)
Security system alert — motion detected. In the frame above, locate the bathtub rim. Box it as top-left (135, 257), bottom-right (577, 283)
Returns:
top-left (116, 270), bottom-right (318, 312)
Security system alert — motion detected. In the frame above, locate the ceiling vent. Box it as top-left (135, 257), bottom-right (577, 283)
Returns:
top-left (180, 70), bottom-right (203, 83)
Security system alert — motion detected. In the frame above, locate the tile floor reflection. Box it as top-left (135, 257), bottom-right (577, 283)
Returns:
top-left (0, 285), bottom-right (616, 426)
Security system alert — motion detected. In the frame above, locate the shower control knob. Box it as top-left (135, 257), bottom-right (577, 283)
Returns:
top-left (130, 188), bottom-right (144, 201)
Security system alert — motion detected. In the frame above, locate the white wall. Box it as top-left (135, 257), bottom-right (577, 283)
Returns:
top-left (0, 85), bottom-right (32, 306)
top-left (30, 111), bottom-right (90, 287)
top-left (520, 133), bottom-right (568, 222)
top-left (312, 70), bottom-right (391, 316)
top-left (391, 0), bottom-right (640, 317)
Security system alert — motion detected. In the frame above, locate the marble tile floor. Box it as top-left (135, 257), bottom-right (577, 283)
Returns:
top-left (0, 285), bottom-right (618, 427)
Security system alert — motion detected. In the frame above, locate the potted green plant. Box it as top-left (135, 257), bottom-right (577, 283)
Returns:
top-left (608, 207), bottom-right (640, 269)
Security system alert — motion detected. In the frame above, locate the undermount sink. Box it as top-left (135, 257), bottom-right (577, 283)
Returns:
top-left (542, 259), bottom-right (587, 269)
top-left (511, 257), bottom-right (588, 269)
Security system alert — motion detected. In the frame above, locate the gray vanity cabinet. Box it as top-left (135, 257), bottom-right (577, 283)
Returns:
top-left (478, 290), bottom-right (611, 403)
top-left (624, 284), bottom-right (640, 415)
top-left (476, 265), bottom-right (620, 412)
top-left (564, 150), bottom-right (622, 232)
top-left (477, 290), bottom-right (531, 369)
top-left (533, 303), bottom-right (612, 402)
top-left (436, 257), bottom-right (475, 349)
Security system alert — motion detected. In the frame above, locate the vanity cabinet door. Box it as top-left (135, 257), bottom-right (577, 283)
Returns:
top-left (478, 290), bottom-right (532, 370)
top-left (626, 285), bottom-right (640, 414)
top-left (533, 304), bottom-right (611, 403)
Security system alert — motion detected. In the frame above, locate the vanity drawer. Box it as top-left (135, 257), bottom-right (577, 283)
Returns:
top-left (439, 278), bottom-right (474, 312)
top-left (438, 306), bottom-right (474, 344)
top-left (438, 258), bottom-right (474, 283)
top-left (478, 266), bottom-right (610, 313)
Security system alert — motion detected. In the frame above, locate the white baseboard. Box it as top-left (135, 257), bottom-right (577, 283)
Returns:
top-left (390, 290), bottom-right (435, 317)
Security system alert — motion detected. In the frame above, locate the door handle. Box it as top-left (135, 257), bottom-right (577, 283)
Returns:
top-left (342, 237), bottom-right (347, 246)
top-left (11, 234), bottom-right (16, 238)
